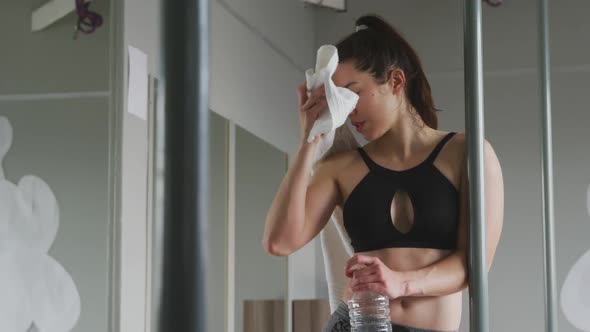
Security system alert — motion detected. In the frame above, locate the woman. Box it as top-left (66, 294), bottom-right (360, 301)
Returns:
top-left (262, 14), bottom-right (504, 332)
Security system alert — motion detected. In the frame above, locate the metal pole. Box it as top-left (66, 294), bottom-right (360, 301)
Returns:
top-left (160, 0), bottom-right (210, 330)
top-left (538, 0), bottom-right (558, 330)
top-left (463, 1), bottom-right (489, 331)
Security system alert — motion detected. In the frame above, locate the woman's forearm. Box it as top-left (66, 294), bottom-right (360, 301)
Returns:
top-left (399, 251), bottom-right (468, 297)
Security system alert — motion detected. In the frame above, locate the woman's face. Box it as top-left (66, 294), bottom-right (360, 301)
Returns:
top-left (332, 61), bottom-right (404, 141)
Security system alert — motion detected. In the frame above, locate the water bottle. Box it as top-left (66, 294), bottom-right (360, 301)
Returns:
top-left (347, 290), bottom-right (392, 332)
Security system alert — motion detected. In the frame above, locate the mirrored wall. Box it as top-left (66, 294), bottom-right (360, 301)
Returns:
top-left (204, 111), bottom-right (289, 332)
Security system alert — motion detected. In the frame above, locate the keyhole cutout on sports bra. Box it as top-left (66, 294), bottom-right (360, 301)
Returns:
top-left (390, 191), bottom-right (415, 234)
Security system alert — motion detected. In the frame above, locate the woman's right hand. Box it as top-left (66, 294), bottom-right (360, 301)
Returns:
top-left (296, 82), bottom-right (328, 146)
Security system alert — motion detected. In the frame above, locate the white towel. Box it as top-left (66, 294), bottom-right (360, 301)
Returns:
top-left (320, 207), bottom-right (355, 312)
top-left (305, 45), bottom-right (359, 162)
top-left (305, 45), bottom-right (359, 312)
top-left (314, 125), bottom-right (358, 312)
top-left (305, 45), bottom-right (361, 313)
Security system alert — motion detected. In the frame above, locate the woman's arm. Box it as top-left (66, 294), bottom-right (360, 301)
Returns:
top-left (262, 141), bottom-right (341, 256)
top-left (262, 84), bottom-right (342, 256)
top-left (346, 139), bottom-right (504, 298)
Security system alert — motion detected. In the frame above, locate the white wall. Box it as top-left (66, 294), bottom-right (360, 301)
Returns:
top-left (119, 0), bottom-right (163, 331)
top-left (315, 1), bottom-right (590, 331)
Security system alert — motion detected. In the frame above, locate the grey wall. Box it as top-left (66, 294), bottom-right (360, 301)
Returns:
top-left (123, 0), bottom-right (163, 78)
top-left (0, 2), bottom-right (111, 94)
top-left (314, 1), bottom-right (590, 331)
top-left (0, 1), bottom-right (112, 331)
top-left (0, 100), bottom-right (110, 332)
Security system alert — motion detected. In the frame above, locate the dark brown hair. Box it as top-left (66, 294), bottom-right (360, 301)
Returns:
top-left (336, 14), bottom-right (438, 129)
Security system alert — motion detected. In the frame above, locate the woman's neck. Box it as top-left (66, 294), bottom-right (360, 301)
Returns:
top-left (369, 102), bottom-right (437, 163)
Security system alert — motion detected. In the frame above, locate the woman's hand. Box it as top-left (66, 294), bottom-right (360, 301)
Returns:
top-left (345, 254), bottom-right (407, 300)
top-left (296, 82), bottom-right (327, 146)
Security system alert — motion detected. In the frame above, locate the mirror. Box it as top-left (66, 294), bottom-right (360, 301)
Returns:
top-left (204, 112), bottom-right (289, 332)
top-left (206, 111), bottom-right (230, 332)
top-left (234, 125), bottom-right (288, 332)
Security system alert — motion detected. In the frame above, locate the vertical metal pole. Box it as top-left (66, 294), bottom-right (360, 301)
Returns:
top-left (463, 1), bottom-right (489, 331)
top-left (160, 0), bottom-right (210, 331)
top-left (538, 0), bottom-right (558, 331)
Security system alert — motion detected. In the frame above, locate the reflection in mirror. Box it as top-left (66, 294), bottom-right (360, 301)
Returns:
top-left (235, 125), bottom-right (288, 332)
top-left (206, 111), bottom-right (229, 332)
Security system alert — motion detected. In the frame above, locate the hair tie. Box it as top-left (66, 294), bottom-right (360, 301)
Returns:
top-left (355, 24), bottom-right (368, 32)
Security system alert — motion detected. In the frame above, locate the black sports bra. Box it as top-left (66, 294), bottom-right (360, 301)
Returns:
top-left (343, 132), bottom-right (459, 253)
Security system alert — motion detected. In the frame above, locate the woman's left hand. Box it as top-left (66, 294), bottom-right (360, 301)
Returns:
top-left (345, 254), bottom-right (406, 300)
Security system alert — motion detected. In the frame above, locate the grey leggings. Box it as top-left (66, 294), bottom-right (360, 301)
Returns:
top-left (323, 302), bottom-right (454, 332)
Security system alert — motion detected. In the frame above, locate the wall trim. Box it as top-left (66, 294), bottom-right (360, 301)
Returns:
top-left (226, 121), bottom-right (236, 332)
top-left (107, 0), bottom-right (124, 330)
top-left (0, 91), bottom-right (110, 101)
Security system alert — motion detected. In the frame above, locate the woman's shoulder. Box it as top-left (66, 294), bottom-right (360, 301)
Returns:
top-left (314, 146), bottom-right (362, 174)
top-left (440, 131), bottom-right (500, 169)
top-left (449, 131), bottom-right (466, 151)
top-left (433, 130), bottom-right (466, 155)
top-left (445, 131), bottom-right (497, 154)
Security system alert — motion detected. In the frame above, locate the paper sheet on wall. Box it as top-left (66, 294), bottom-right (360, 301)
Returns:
top-left (127, 45), bottom-right (149, 121)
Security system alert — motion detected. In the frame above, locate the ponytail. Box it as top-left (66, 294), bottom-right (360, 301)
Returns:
top-left (337, 14), bottom-right (438, 129)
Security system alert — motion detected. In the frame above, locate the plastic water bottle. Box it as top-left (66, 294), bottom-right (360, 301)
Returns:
top-left (347, 290), bottom-right (392, 332)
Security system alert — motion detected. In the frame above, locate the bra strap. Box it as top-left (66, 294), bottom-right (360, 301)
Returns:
top-left (357, 147), bottom-right (377, 171)
top-left (426, 132), bottom-right (457, 163)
